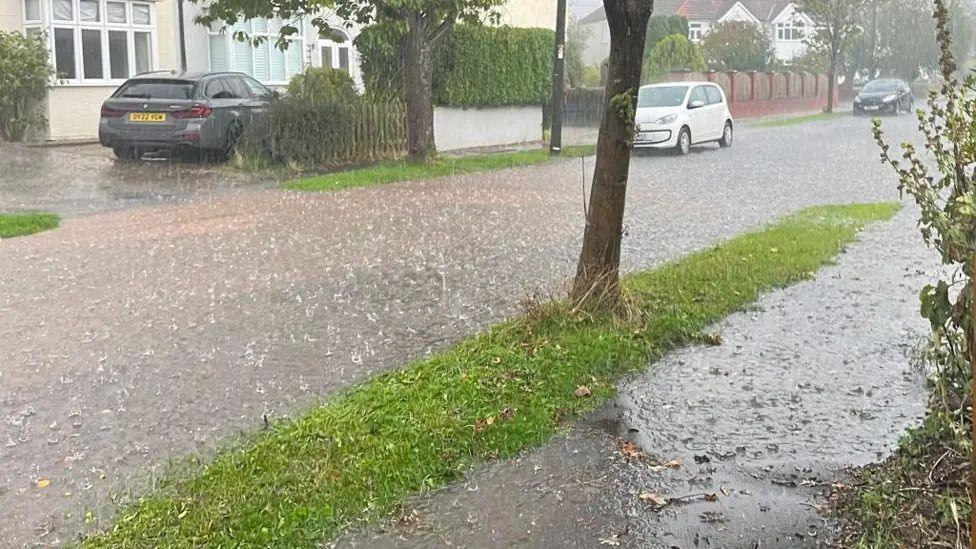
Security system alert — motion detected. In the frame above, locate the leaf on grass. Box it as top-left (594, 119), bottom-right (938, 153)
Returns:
top-left (499, 407), bottom-right (516, 421)
top-left (638, 492), bottom-right (668, 508)
top-left (574, 385), bottom-right (592, 398)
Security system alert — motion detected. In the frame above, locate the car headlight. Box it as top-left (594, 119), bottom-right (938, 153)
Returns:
top-left (883, 94), bottom-right (897, 102)
top-left (655, 114), bottom-right (678, 125)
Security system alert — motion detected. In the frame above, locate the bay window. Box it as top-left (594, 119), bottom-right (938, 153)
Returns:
top-left (208, 18), bottom-right (305, 85)
top-left (23, 0), bottom-right (158, 84)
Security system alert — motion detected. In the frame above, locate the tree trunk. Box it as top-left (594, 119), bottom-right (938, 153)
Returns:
top-left (826, 56), bottom-right (837, 114)
top-left (570, 0), bottom-right (653, 308)
top-left (403, 11), bottom-right (435, 161)
top-left (970, 252), bottom-right (976, 549)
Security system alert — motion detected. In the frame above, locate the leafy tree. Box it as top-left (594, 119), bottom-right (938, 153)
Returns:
top-left (871, 0), bottom-right (976, 539)
top-left (700, 20), bottom-right (775, 71)
top-left (797, 0), bottom-right (868, 112)
top-left (566, 15), bottom-right (589, 88)
top-left (572, 0), bottom-right (653, 308)
top-left (0, 31), bottom-right (53, 141)
top-left (201, 0), bottom-right (505, 161)
top-left (644, 15), bottom-right (689, 57)
top-left (642, 34), bottom-right (706, 83)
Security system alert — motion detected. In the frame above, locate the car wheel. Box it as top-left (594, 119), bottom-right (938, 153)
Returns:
top-left (719, 121), bottom-right (733, 148)
top-left (112, 145), bottom-right (138, 160)
top-left (674, 127), bottom-right (691, 156)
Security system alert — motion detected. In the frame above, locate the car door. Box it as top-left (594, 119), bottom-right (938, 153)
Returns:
top-left (704, 85), bottom-right (726, 139)
top-left (239, 76), bottom-right (273, 116)
top-left (686, 85), bottom-right (711, 143)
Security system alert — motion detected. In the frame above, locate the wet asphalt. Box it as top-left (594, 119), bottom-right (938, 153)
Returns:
top-left (0, 114), bottom-right (930, 547)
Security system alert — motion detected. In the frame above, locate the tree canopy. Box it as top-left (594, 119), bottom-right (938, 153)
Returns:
top-left (700, 20), bottom-right (776, 71)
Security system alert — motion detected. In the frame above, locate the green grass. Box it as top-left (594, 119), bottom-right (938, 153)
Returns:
top-left (0, 212), bottom-right (59, 238)
top-left (284, 145), bottom-right (596, 192)
top-left (83, 202), bottom-right (899, 548)
top-left (751, 112), bottom-right (840, 128)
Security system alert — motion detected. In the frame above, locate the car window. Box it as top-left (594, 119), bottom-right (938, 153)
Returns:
top-left (116, 80), bottom-right (195, 99)
top-left (204, 79), bottom-right (228, 99)
top-left (689, 86), bottom-right (708, 106)
top-left (705, 86), bottom-right (723, 105)
top-left (637, 85), bottom-right (689, 108)
top-left (241, 76), bottom-right (271, 98)
top-left (225, 77), bottom-right (251, 99)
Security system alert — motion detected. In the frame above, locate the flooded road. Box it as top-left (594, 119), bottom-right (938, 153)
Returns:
top-left (0, 114), bottom-right (927, 546)
top-left (337, 208), bottom-right (932, 549)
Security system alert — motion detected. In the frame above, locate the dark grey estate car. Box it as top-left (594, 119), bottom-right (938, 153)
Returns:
top-left (99, 71), bottom-right (274, 160)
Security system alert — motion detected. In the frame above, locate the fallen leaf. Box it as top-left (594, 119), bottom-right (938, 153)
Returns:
top-left (704, 493), bottom-right (718, 502)
top-left (474, 419), bottom-right (486, 433)
top-left (499, 407), bottom-right (516, 421)
top-left (720, 486), bottom-right (731, 497)
top-left (36, 479), bottom-right (50, 489)
top-left (485, 416), bottom-right (495, 426)
top-left (574, 385), bottom-right (592, 398)
top-left (693, 454), bottom-right (711, 464)
top-left (638, 492), bottom-right (668, 508)
top-left (618, 441), bottom-right (647, 460)
top-left (770, 247), bottom-right (779, 253)
top-left (648, 458), bottom-right (683, 472)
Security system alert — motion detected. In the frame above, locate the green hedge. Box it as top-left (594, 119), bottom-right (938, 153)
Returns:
top-left (358, 24), bottom-right (554, 107)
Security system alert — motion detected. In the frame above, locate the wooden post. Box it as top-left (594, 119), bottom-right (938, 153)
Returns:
top-left (728, 71), bottom-right (737, 106)
top-left (749, 71), bottom-right (758, 101)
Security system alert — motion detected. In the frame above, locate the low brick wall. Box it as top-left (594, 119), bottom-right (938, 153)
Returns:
top-left (665, 70), bottom-right (839, 119)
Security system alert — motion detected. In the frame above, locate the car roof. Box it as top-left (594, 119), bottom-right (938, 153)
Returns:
top-left (640, 81), bottom-right (717, 88)
top-left (126, 70), bottom-right (252, 81)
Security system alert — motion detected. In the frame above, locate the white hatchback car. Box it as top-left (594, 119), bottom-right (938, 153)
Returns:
top-left (633, 82), bottom-right (734, 155)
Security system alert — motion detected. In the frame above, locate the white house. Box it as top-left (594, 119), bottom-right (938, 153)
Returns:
top-left (0, 0), bottom-right (556, 141)
top-left (579, 0), bottom-right (812, 68)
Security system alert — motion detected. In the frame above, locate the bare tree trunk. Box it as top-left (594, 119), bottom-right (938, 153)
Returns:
top-left (570, 0), bottom-right (653, 308)
top-left (404, 11), bottom-right (435, 160)
top-left (826, 55), bottom-right (837, 113)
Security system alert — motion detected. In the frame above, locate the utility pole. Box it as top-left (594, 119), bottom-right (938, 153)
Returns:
top-left (177, 0), bottom-right (188, 72)
top-left (549, 0), bottom-right (567, 155)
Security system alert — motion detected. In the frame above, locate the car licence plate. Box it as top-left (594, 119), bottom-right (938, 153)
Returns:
top-left (129, 112), bottom-right (166, 122)
top-left (863, 105), bottom-right (879, 111)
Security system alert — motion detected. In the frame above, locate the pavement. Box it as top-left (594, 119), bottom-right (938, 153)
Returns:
top-left (0, 113), bottom-right (931, 546)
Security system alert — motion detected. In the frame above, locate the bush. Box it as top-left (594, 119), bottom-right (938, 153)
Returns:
top-left (358, 24), bottom-right (554, 107)
top-left (582, 65), bottom-right (602, 87)
top-left (642, 34), bottom-right (706, 83)
top-left (700, 21), bottom-right (776, 71)
top-left (286, 67), bottom-right (358, 104)
top-left (0, 30), bottom-right (53, 141)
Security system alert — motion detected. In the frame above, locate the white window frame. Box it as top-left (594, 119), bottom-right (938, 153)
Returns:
top-left (775, 19), bottom-right (805, 41)
top-left (688, 22), bottom-right (703, 42)
top-left (317, 28), bottom-right (351, 73)
top-left (207, 18), bottom-right (305, 86)
top-left (23, 0), bottom-right (158, 87)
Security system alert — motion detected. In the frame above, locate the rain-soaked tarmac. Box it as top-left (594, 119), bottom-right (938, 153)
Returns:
top-left (0, 115), bottom-right (932, 546)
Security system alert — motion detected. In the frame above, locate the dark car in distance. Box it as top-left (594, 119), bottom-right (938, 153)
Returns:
top-left (99, 71), bottom-right (274, 160)
top-left (853, 78), bottom-right (914, 116)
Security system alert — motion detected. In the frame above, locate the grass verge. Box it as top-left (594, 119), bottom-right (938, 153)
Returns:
top-left (284, 145), bottom-right (596, 192)
top-left (750, 112), bottom-right (839, 128)
top-left (0, 212), bottom-right (59, 238)
top-left (84, 202), bottom-right (898, 548)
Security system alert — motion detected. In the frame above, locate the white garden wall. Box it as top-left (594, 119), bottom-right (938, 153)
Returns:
top-left (433, 106), bottom-right (543, 151)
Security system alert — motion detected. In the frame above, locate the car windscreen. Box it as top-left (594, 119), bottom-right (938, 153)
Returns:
top-left (637, 86), bottom-right (689, 108)
top-left (861, 80), bottom-right (899, 93)
top-left (115, 80), bottom-right (196, 99)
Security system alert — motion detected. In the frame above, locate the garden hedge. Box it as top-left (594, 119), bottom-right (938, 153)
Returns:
top-left (357, 24), bottom-right (554, 107)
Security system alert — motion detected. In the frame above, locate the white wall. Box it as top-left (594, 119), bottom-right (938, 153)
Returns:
top-left (580, 20), bottom-right (609, 66)
top-left (434, 106), bottom-right (542, 151)
top-left (47, 86), bottom-right (116, 140)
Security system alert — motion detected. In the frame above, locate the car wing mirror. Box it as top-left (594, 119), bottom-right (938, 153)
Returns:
top-left (689, 100), bottom-right (705, 109)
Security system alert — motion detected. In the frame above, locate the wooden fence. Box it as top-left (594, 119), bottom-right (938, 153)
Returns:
top-left (247, 99), bottom-right (407, 167)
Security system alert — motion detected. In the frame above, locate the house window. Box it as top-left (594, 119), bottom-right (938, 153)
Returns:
top-left (26, 0), bottom-right (157, 84)
top-left (208, 18), bottom-right (305, 84)
top-left (776, 20), bottom-right (805, 41)
top-left (318, 28), bottom-right (350, 72)
top-left (688, 22), bottom-right (703, 41)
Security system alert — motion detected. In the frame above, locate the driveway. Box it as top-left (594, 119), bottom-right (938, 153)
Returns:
top-left (0, 114), bottom-right (927, 546)
top-left (0, 142), bottom-right (265, 217)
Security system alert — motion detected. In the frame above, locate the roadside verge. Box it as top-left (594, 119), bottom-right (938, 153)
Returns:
top-left (83, 203), bottom-right (899, 547)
